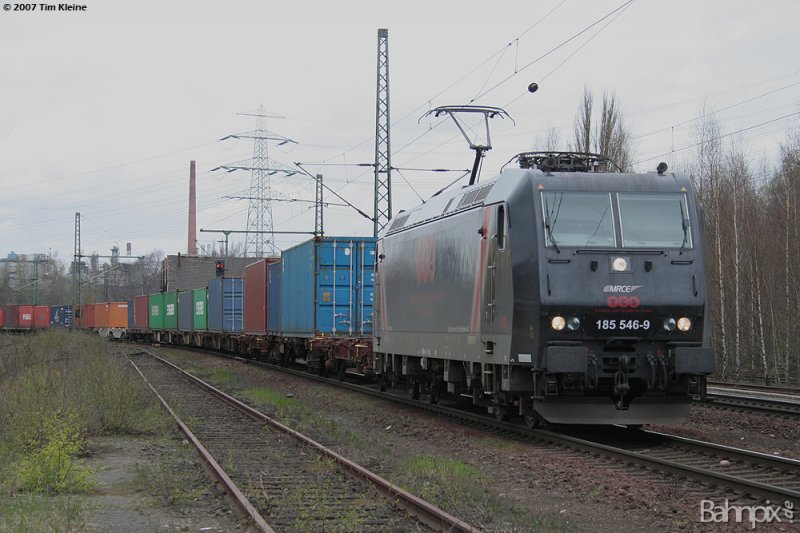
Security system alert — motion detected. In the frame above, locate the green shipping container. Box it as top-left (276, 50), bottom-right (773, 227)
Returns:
top-left (164, 290), bottom-right (179, 330)
top-left (193, 288), bottom-right (208, 331)
top-left (148, 293), bottom-right (165, 330)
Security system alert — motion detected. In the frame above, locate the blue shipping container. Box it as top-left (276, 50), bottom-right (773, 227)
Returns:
top-left (50, 305), bottom-right (73, 328)
top-left (208, 277), bottom-right (244, 333)
top-left (127, 299), bottom-right (134, 329)
top-left (267, 260), bottom-right (282, 333)
top-left (280, 237), bottom-right (375, 337)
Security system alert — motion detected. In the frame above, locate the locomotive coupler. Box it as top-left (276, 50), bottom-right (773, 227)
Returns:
top-left (613, 355), bottom-right (631, 409)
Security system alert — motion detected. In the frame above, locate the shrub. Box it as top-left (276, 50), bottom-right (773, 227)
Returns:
top-left (15, 412), bottom-right (94, 494)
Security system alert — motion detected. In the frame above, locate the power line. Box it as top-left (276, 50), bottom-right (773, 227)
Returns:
top-left (633, 111), bottom-right (800, 165)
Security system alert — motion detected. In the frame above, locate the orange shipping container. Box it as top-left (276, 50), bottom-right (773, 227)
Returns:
top-left (94, 303), bottom-right (109, 328)
top-left (107, 302), bottom-right (129, 328)
top-left (80, 304), bottom-right (96, 329)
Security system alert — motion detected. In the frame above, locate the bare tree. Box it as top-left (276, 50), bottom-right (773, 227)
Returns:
top-left (534, 123), bottom-right (563, 152)
top-left (572, 86), bottom-right (593, 153)
top-left (691, 105), bottom-right (728, 379)
top-left (595, 92), bottom-right (634, 171)
top-left (570, 87), bottom-right (635, 171)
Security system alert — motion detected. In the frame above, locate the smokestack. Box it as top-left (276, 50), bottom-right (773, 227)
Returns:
top-left (188, 160), bottom-right (197, 255)
top-left (126, 242), bottom-right (131, 256)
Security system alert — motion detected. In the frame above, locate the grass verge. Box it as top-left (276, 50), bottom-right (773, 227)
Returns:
top-left (0, 330), bottom-right (169, 526)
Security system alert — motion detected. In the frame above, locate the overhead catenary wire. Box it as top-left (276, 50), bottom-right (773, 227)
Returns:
top-left (468, 0), bottom-right (637, 105)
top-left (633, 111), bottom-right (800, 166)
top-left (319, 0), bottom-right (570, 165)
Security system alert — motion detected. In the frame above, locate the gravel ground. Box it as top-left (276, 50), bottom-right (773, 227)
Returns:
top-left (149, 348), bottom-right (800, 532)
top-left (83, 435), bottom-right (245, 532)
top-left (651, 405), bottom-right (800, 460)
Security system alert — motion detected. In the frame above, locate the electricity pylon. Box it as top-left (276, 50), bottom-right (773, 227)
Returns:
top-left (212, 105), bottom-right (298, 257)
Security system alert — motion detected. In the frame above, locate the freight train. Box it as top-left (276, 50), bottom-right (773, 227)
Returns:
top-left (2, 152), bottom-right (715, 427)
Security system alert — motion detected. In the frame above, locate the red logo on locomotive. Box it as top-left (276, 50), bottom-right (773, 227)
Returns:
top-left (607, 295), bottom-right (640, 308)
top-left (415, 238), bottom-right (437, 284)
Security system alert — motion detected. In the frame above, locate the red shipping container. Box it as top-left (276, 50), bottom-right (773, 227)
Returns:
top-left (33, 305), bottom-right (51, 329)
top-left (6, 305), bottom-right (20, 327)
top-left (134, 295), bottom-right (149, 329)
top-left (18, 305), bottom-right (34, 328)
top-left (80, 304), bottom-right (96, 329)
top-left (244, 258), bottom-right (280, 335)
top-left (0, 307), bottom-right (5, 327)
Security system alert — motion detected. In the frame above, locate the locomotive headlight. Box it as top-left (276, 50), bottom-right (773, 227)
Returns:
top-left (566, 316), bottom-right (581, 331)
top-left (550, 316), bottom-right (566, 331)
top-left (677, 317), bottom-right (692, 332)
top-left (611, 257), bottom-right (629, 272)
top-left (662, 317), bottom-right (677, 332)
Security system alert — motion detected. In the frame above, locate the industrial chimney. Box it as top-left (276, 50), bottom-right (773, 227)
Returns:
top-left (188, 160), bottom-right (197, 255)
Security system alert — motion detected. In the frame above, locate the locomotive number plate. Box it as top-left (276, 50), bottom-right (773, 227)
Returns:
top-left (595, 319), bottom-right (651, 331)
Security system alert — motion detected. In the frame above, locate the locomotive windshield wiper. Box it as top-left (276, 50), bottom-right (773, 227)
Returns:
top-left (543, 196), bottom-right (561, 253)
top-left (545, 217), bottom-right (560, 253)
top-left (679, 217), bottom-right (689, 254)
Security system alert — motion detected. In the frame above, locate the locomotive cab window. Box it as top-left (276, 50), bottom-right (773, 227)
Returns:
top-left (541, 192), bottom-right (615, 248)
top-left (618, 193), bottom-right (692, 248)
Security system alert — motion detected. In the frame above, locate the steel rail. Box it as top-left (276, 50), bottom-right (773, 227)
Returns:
top-left (704, 394), bottom-right (800, 417)
top-left (549, 428), bottom-right (800, 505)
top-left (139, 348), bottom-right (479, 533)
top-left (707, 380), bottom-right (800, 394)
top-left (126, 351), bottom-right (274, 533)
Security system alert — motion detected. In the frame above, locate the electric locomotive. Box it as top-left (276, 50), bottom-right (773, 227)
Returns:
top-left (373, 150), bottom-right (714, 425)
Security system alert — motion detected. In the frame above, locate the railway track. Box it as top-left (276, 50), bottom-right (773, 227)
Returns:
top-left (193, 350), bottom-right (800, 510)
top-left (561, 426), bottom-right (800, 506)
top-left (707, 380), bottom-right (800, 394)
top-left (702, 391), bottom-right (800, 418)
top-left (698, 382), bottom-right (800, 418)
top-left (126, 348), bottom-right (478, 533)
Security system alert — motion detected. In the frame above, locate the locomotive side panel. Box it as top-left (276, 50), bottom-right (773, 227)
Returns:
top-left (376, 207), bottom-right (488, 361)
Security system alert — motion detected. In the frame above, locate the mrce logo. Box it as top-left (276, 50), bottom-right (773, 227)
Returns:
top-left (603, 285), bottom-right (643, 293)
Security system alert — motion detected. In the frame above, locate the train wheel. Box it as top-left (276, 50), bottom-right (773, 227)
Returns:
top-left (428, 388), bottom-right (439, 405)
top-left (494, 393), bottom-right (510, 421)
top-left (337, 360), bottom-right (345, 381)
top-left (524, 413), bottom-right (543, 429)
top-left (409, 382), bottom-right (420, 400)
top-left (378, 373), bottom-right (387, 392)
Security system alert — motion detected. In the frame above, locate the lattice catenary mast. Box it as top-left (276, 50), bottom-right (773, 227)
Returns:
top-left (212, 106), bottom-right (298, 257)
top-left (374, 28), bottom-right (392, 237)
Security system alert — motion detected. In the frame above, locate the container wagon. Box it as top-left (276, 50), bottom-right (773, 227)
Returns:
top-left (271, 236), bottom-right (376, 376)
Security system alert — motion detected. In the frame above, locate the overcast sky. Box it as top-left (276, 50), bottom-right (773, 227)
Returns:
top-left (2, 0), bottom-right (798, 264)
